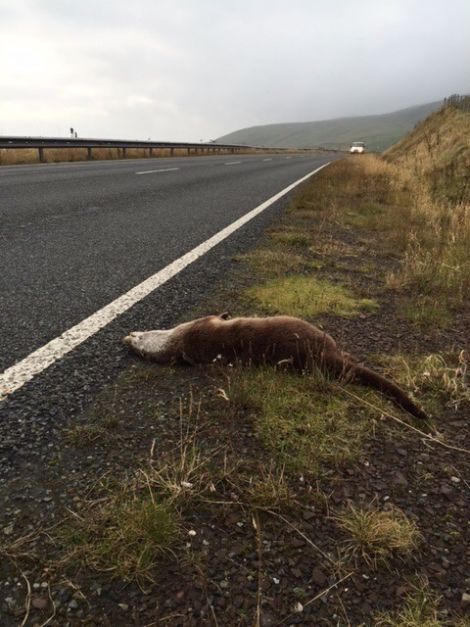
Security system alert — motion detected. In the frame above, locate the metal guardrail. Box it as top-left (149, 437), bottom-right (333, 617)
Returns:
top-left (0, 135), bottom-right (267, 163)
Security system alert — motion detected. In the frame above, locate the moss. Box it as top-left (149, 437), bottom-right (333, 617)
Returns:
top-left (246, 275), bottom-right (378, 318)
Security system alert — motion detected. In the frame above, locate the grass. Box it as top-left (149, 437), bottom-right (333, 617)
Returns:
top-left (268, 227), bottom-right (312, 247)
top-left (59, 492), bottom-right (178, 583)
top-left (226, 367), bottom-right (373, 474)
top-left (57, 395), bottom-right (213, 583)
top-left (241, 246), bottom-right (307, 277)
top-left (0, 146), bottom-right (275, 166)
top-left (401, 296), bottom-right (453, 330)
top-left (241, 464), bottom-right (293, 510)
top-left (379, 350), bottom-right (470, 412)
top-left (375, 577), bottom-right (469, 626)
top-left (335, 503), bottom-right (421, 566)
top-left (246, 274), bottom-right (378, 318)
top-left (63, 424), bottom-right (106, 447)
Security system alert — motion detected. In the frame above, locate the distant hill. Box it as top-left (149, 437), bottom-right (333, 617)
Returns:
top-left (217, 101), bottom-right (442, 151)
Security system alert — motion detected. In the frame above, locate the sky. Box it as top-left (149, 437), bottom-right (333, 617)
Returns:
top-left (1, 0), bottom-right (469, 141)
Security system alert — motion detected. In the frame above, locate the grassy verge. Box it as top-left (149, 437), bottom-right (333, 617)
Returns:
top-left (4, 145), bottom-right (468, 625)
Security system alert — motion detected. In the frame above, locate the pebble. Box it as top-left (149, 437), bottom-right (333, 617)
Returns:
top-left (32, 596), bottom-right (48, 610)
top-left (461, 592), bottom-right (470, 606)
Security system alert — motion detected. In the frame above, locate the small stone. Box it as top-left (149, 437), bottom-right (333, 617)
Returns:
top-left (461, 592), bottom-right (470, 606)
top-left (219, 580), bottom-right (229, 589)
top-left (68, 599), bottom-right (78, 610)
top-left (450, 476), bottom-right (461, 484)
top-left (272, 577), bottom-right (280, 585)
top-left (3, 525), bottom-right (14, 536)
top-left (293, 601), bottom-right (304, 613)
top-left (188, 529), bottom-right (197, 537)
top-left (311, 567), bottom-right (326, 586)
top-left (393, 471), bottom-right (408, 487)
top-left (118, 603), bottom-right (129, 611)
top-left (32, 596), bottom-right (48, 610)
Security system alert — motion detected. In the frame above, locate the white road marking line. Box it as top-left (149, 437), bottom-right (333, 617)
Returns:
top-left (0, 161), bottom-right (331, 402)
top-left (224, 161), bottom-right (242, 165)
top-left (263, 158), bottom-right (272, 161)
top-left (136, 167), bottom-right (180, 175)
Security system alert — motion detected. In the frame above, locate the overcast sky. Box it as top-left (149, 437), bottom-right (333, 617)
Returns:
top-left (1, 0), bottom-right (469, 141)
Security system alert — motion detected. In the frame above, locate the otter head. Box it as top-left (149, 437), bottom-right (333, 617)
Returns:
top-left (123, 329), bottom-right (174, 361)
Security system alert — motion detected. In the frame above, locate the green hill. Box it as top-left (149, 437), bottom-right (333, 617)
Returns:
top-left (217, 101), bottom-right (442, 151)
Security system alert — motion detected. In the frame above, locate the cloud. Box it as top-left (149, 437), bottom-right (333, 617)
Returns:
top-left (1, 0), bottom-right (469, 140)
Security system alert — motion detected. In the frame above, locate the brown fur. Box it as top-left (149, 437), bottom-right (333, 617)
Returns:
top-left (125, 314), bottom-right (429, 421)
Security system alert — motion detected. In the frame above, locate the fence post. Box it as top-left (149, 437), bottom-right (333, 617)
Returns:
top-left (87, 147), bottom-right (92, 160)
top-left (149, 147), bottom-right (153, 157)
top-left (38, 147), bottom-right (45, 163)
top-left (170, 147), bottom-right (174, 157)
top-left (122, 147), bottom-right (127, 159)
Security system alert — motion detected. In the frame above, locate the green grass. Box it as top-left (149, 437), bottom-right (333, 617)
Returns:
top-left (241, 246), bottom-right (307, 277)
top-left (269, 229), bottom-right (312, 247)
top-left (402, 296), bottom-right (453, 330)
top-left (58, 492), bottom-right (178, 583)
top-left (246, 275), bottom-right (378, 318)
top-left (227, 368), bottom-right (372, 474)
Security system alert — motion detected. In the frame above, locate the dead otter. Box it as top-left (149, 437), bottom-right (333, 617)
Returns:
top-left (124, 313), bottom-right (429, 421)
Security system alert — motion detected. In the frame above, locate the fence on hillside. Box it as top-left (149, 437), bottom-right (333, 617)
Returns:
top-left (444, 94), bottom-right (470, 112)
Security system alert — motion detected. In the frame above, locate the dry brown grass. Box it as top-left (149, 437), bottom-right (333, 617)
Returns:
top-left (0, 145), bottom-right (294, 166)
top-left (375, 576), bottom-right (469, 626)
top-left (335, 503), bottom-right (421, 566)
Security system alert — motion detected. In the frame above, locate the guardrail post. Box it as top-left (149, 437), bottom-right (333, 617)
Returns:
top-left (87, 147), bottom-right (92, 160)
top-left (170, 147), bottom-right (174, 157)
top-left (149, 147), bottom-right (153, 157)
top-left (187, 148), bottom-right (191, 156)
top-left (122, 147), bottom-right (127, 159)
top-left (38, 147), bottom-right (45, 163)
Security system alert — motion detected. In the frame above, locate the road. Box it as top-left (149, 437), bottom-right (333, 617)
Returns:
top-left (0, 153), bottom-right (332, 378)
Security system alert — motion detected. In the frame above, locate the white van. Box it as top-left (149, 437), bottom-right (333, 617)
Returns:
top-left (350, 141), bottom-right (366, 154)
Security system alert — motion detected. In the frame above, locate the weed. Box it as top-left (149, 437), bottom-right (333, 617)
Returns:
top-left (63, 424), bottom-right (106, 447)
top-left (375, 576), bottom-right (460, 626)
top-left (246, 275), bottom-right (378, 318)
top-left (335, 503), bottom-right (421, 566)
top-left (268, 227), bottom-right (312, 247)
top-left (381, 351), bottom-right (470, 411)
top-left (58, 493), bottom-right (178, 583)
top-left (242, 464), bottom-right (293, 509)
top-left (400, 296), bottom-right (452, 330)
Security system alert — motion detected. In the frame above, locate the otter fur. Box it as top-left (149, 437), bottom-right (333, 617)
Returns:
top-left (124, 314), bottom-right (428, 421)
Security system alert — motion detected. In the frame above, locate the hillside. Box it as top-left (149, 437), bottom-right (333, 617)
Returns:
top-left (386, 100), bottom-right (470, 203)
top-left (217, 101), bottom-right (442, 151)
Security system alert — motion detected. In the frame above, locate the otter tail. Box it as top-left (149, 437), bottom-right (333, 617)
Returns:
top-left (352, 363), bottom-right (429, 421)
top-left (321, 353), bottom-right (429, 420)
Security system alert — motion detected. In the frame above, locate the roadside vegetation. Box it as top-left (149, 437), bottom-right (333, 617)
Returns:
top-left (1, 104), bottom-right (469, 625)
